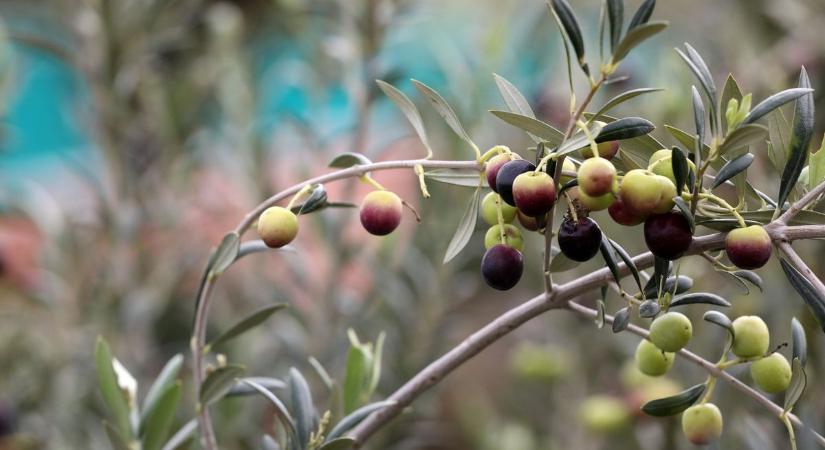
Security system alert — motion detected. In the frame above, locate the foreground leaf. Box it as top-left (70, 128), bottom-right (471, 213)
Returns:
top-left (490, 110), bottom-right (563, 144)
top-left (590, 88), bottom-right (664, 122)
top-left (595, 117), bottom-right (655, 142)
top-left (612, 307), bottom-right (631, 333)
top-left (642, 384), bottom-right (706, 417)
top-left (711, 153), bottom-right (754, 189)
top-left (424, 169), bottom-right (480, 187)
top-left (784, 358), bottom-right (806, 413)
top-left (703, 310), bottom-right (734, 339)
top-left (780, 258), bottom-right (825, 332)
top-left (778, 68), bottom-right (815, 209)
top-left (791, 317), bottom-right (807, 368)
top-left (493, 74), bottom-right (540, 143)
top-left (443, 186), bottom-right (481, 264)
top-left (289, 368), bottom-right (317, 449)
top-left (141, 354), bottom-right (184, 431)
top-left (718, 124), bottom-right (768, 155)
top-left (552, 0), bottom-right (586, 71)
top-left (241, 379), bottom-right (298, 442)
top-left (142, 382), bottom-right (182, 450)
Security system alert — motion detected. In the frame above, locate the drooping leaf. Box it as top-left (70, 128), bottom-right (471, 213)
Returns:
top-left (288, 368), bottom-right (317, 449)
top-left (326, 400), bottom-right (396, 441)
top-left (672, 197), bottom-right (695, 233)
top-left (209, 232), bottom-right (241, 278)
top-left (718, 124), bottom-right (768, 156)
top-left (590, 88), bottom-right (664, 122)
top-left (549, 249), bottom-right (581, 273)
top-left (490, 110), bottom-right (564, 144)
top-left (627, 0), bottom-right (655, 31)
top-left (319, 438), bottom-right (357, 450)
top-left (551, 0), bottom-right (587, 73)
top-left (293, 185), bottom-right (328, 215)
top-left (208, 304), bottom-right (288, 350)
top-left (424, 169), bottom-right (481, 187)
top-left (227, 377), bottom-right (287, 397)
top-left (412, 79), bottom-right (476, 152)
top-left (141, 382), bottom-right (182, 450)
top-left (595, 117), bottom-right (655, 142)
top-left (704, 310), bottom-right (735, 341)
top-left (612, 21), bottom-right (668, 63)
top-left (241, 379), bottom-right (298, 442)
top-left (783, 358), bottom-right (806, 413)
top-left (711, 153), bottom-right (755, 189)
top-left (780, 258), bottom-right (825, 332)
top-left (609, 238), bottom-right (643, 293)
top-left (443, 186), bottom-right (481, 263)
top-left (585, 113), bottom-right (665, 163)
top-left (328, 152), bottom-right (372, 168)
top-left (199, 364), bottom-right (245, 406)
top-left (599, 235), bottom-right (623, 288)
top-left (493, 74), bottom-right (540, 143)
top-left (778, 69), bottom-right (815, 209)
top-left (95, 337), bottom-right (132, 440)
top-left (642, 383), bottom-right (706, 417)
top-left (141, 354), bottom-right (184, 431)
top-left (791, 318), bottom-right (807, 368)
top-left (691, 86), bottom-right (705, 169)
top-left (639, 300), bottom-right (660, 318)
top-left (670, 293), bottom-right (731, 308)
top-left (671, 146), bottom-right (689, 195)
top-left (612, 307), bottom-right (631, 333)
top-left (731, 270), bottom-right (763, 293)
top-left (607, 0), bottom-right (623, 52)
top-left (376, 80), bottom-right (433, 157)
top-left (741, 88), bottom-right (814, 126)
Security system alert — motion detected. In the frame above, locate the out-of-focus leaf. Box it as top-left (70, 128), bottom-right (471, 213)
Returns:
top-left (549, 249), bottom-right (580, 273)
top-left (809, 136), bottom-right (825, 190)
top-left (670, 293), bottom-right (730, 308)
top-left (720, 74), bottom-right (743, 133)
top-left (778, 69), bottom-right (815, 209)
top-left (326, 400), bottom-right (396, 441)
top-left (227, 377), bottom-right (286, 397)
top-left (595, 117), bottom-right (655, 142)
top-left (612, 21), bottom-right (668, 63)
top-left (612, 307), bottom-right (631, 333)
top-left (711, 153), bottom-right (754, 189)
top-left (490, 110), bottom-right (563, 144)
top-left (424, 169), bottom-right (481, 187)
top-left (161, 419), bottom-right (197, 450)
top-left (262, 435), bottom-right (280, 450)
top-left (780, 259), bottom-right (825, 333)
top-left (607, 0), bottom-right (623, 52)
top-left (741, 88), bottom-right (814, 126)
top-left (376, 80), bottom-right (433, 157)
top-left (104, 422), bottom-right (131, 450)
top-left (551, 0), bottom-right (587, 73)
top-left (443, 186), bottom-right (481, 263)
top-left (784, 358), bottom-right (806, 413)
top-left (642, 383), bottom-right (705, 417)
top-left (141, 382), bottom-right (181, 450)
top-left (141, 354), bottom-right (183, 431)
top-left (241, 379), bottom-right (298, 442)
top-left (328, 152), bottom-right (372, 168)
top-left (319, 438), bottom-right (356, 450)
top-left (344, 331), bottom-right (371, 414)
top-left (718, 124), bottom-right (768, 155)
top-left (590, 88), bottom-right (664, 122)
top-left (289, 368), bottom-right (317, 449)
top-left (293, 185), bottom-right (327, 215)
top-left (412, 79), bottom-right (476, 152)
top-left (595, 299), bottom-right (606, 329)
top-left (200, 365), bottom-right (245, 406)
top-left (209, 232), bottom-right (240, 278)
top-left (208, 304), bottom-right (287, 350)
top-left (95, 337), bottom-right (132, 439)
top-left (791, 318), bottom-right (807, 368)
top-left (627, 0), bottom-right (655, 31)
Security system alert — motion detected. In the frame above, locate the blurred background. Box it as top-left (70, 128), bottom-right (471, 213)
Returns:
top-left (1, 0), bottom-right (824, 449)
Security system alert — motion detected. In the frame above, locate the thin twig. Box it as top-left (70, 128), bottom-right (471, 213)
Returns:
top-left (777, 180), bottom-right (825, 224)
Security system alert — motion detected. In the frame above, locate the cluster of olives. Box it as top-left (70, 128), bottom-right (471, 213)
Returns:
top-left (634, 314), bottom-right (791, 445)
top-left (478, 141), bottom-right (775, 291)
top-left (257, 188), bottom-right (405, 248)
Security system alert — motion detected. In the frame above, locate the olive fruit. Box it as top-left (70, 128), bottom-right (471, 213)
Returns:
top-left (480, 192), bottom-right (517, 226)
top-left (731, 316), bottom-right (770, 358)
top-left (481, 244), bottom-right (524, 290)
top-left (517, 211), bottom-right (540, 231)
top-left (608, 196), bottom-right (646, 226)
top-left (635, 339), bottom-right (674, 376)
top-left (496, 159), bottom-right (536, 206)
top-left (484, 224), bottom-right (524, 251)
top-left (652, 175), bottom-right (677, 214)
top-left (558, 216), bottom-right (602, 262)
top-left (577, 158), bottom-right (617, 197)
top-left (649, 312), bottom-right (693, 352)
top-left (257, 206), bottom-right (299, 248)
top-left (682, 403), bottom-right (723, 445)
top-left (578, 396), bottom-right (630, 434)
top-left (582, 140), bottom-right (620, 160)
top-left (578, 190), bottom-right (615, 212)
top-left (513, 171), bottom-right (557, 216)
top-left (485, 151), bottom-right (515, 192)
top-left (750, 353), bottom-right (792, 393)
top-left (648, 148), bottom-right (696, 184)
top-left (725, 225), bottom-right (772, 270)
top-left (644, 212), bottom-right (693, 260)
top-left (619, 169), bottom-right (663, 215)
top-left (359, 190), bottom-right (403, 236)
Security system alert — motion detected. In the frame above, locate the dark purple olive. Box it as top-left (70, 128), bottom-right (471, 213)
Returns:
top-left (558, 216), bottom-right (602, 262)
top-left (644, 212), bottom-right (693, 260)
top-left (481, 244), bottom-right (524, 290)
top-left (495, 160), bottom-right (536, 206)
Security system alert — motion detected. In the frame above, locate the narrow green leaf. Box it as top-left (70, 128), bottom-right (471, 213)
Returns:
top-left (423, 169), bottom-right (480, 187)
top-left (733, 270), bottom-right (763, 293)
top-left (671, 146), bottom-right (689, 195)
top-left (293, 185), bottom-right (327, 216)
top-left (711, 153), bottom-right (754, 189)
top-left (326, 400), bottom-right (395, 441)
top-left (493, 74), bottom-right (540, 143)
top-left (227, 377), bottom-right (286, 397)
top-left (612, 21), bottom-right (668, 63)
top-left (141, 354), bottom-right (183, 430)
top-left (307, 357), bottom-right (335, 392)
top-left (791, 318), bottom-right (807, 368)
top-left (161, 419), bottom-right (197, 450)
top-left (720, 73), bottom-right (743, 133)
top-left (289, 368), bottom-right (317, 449)
top-left (595, 117), bottom-right (654, 142)
top-left (412, 79), bottom-right (476, 151)
top-left (319, 438), bottom-right (356, 450)
top-left (343, 334), bottom-right (370, 414)
top-left (199, 364), bottom-right (245, 406)
top-left (328, 153), bottom-right (372, 168)
top-left (587, 113), bottom-right (665, 163)
top-left (376, 80), bottom-right (433, 157)
top-left (142, 382), bottom-right (182, 450)
top-left (609, 238), bottom-right (643, 293)
top-left (670, 293), bottom-right (731, 308)
top-left (642, 383), bottom-right (706, 417)
top-left (599, 234), bottom-right (622, 288)
top-left (741, 87), bottom-right (814, 126)
top-left (551, 0), bottom-right (587, 73)
top-left (607, 0), bottom-right (623, 53)
top-left (780, 258), bottom-right (825, 333)
top-left (490, 110), bottom-right (563, 144)
top-left (719, 124), bottom-right (768, 155)
top-left (627, 0), bottom-right (655, 31)
top-left (672, 197), bottom-right (695, 233)
top-left (778, 69), bottom-right (815, 209)
top-left (241, 379), bottom-right (298, 442)
top-left (704, 310), bottom-right (735, 341)
top-left (590, 88), bottom-right (664, 122)
top-left (368, 332), bottom-right (385, 395)
top-left (808, 135), bottom-right (825, 189)
top-left (443, 186), bottom-right (481, 264)
top-left (783, 358), bottom-right (806, 413)
top-left (208, 304), bottom-right (288, 349)
top-left (209, 232), bottom-right (241, 278)
top-left (676, 44), bottom-right (717, 135)
top-left (768, 109), bottom-right (791, 170)
top-left (104, 421), bottom-right (132, 450)
top-left (95, 337), bottom-right (132, 440)
top-left (612, 306), bottom-right (631, 333)
top-left (691, 85), bottom-right (705, 169)
top-left (557, 122), bottom-right (605, 156)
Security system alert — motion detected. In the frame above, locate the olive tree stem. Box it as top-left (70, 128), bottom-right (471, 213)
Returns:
top-left (777, 180), bottom-right (825, 224)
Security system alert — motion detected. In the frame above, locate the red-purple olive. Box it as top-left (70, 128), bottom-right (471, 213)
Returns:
top-left (577, 158), bottom-right (617, 197)
top-left (517, 210), bottom-right (541, 231)
top-left (360, 190), bottom-right (403, 236)
top-left (513, 171), bottom-right (557, 216)
top-left (725, 225), bottom-right (772, 270)
top-left (496, 159), bottom-right (536, 206)
top-left (558, 216), bottom-right (602, 262)
top-left (644, 212), bottom-right (693, 260)
top-left (257, 206), bottom-right (299, 248)
top-left (608, 196), bottom-right (646, 226)
top-left (485, 152), bottom-right (516, 192)
top-left (481, 244), bottom-right (524, 290)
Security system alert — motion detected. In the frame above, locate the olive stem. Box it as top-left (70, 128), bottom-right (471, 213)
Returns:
top-left (777, 179), bottom-right (825, 224)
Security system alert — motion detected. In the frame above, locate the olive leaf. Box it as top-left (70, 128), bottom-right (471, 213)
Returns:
top-left (718, 124), bottom-right (768, 155)
top-left (672, 197), bottom-right (695, 233)
top-left (780, 258), bottom-right (825, 333)
top-left (720, 73), bottom-right (743, 133)
top-left (642, 383), bottom-right (706, 417)
top-left (161, 419), bottom-right (197, 450)
top-left (671, 146), bottom-right (689, 195)
top-left (599, 234), bottom-right (623, 289)
top-left (609, 238), bottom-right (643, 293)
top-left (141, 382), bottom-right (182, 450)
top-left (493, 74), bottom-right (540, 144)
top-left (423, 169), bottom-right (480, 187)
top-left (612, 306), bottom-right (631, 333)
top-left (691, 86), bottom-right (705, 168)
top-left (289, 368), bottom-right (317, 450)
top-left (412, 80), bottom-right (477, 152)
top-left (669, 293), bottom-right (731, 308)
top-left (549, 249), bottom-right (581, 273)
top-left (551, 0), bottom-right (588, 75)
top-left (227, 377), bottom-right (286, 397)
top-left (607, 0), bottom-right (623, 53)
top-left (328, 152), bottom-right (372, 168)
top-left (595, 299), bottom-right (606, 329)
top-left (784, 358), bottom-right (806, 414)
top-left (325, 400), bottom-right (396, 441)
top-left (808, 135), bottom-right (825, 190)
top-left (768, 109), bottom-right (792, 171)
top-left (262, 435), bottom-right (280, 450)
top-left (791, 317), bottom-right (807, 368)
top-left (711, 153), bottom-right (754, 189)
top-left (612, 21), bottom-right (668, 63)
top-left (209, 232), bottom-right (241, 279)
top-left (676, 44), bottom-right (717, 135)
top-left (734, 270), bottom-right (763, 292)
top-left (96, 338), bottom-right (133, 440)
top-left (644, 275), bottom-right (692, 299)
top-left (639, 300), bottom-right (660, 318)
top-left (777, 68), bottom-right (815, 209)
top-left (318, 438), bottom-right (357, 450)
top-left (200, 365), bottom-right (245, 407)
top-left (595, 117), bottom-right (655, 142)
top-left (740, 87), bottom-right (814, 126)
top-left (241, 379), bottom-right (298, 443)
top-left (293, 185), bottom-right (328, 215)
top-left (104, 422), bottom-right (131, 450)
top-left (376, 80), bottom-right (433, 157)
top-left (590, 88), bottom-right (664, 122)
top-left (628, 0), bottom-right (656, 31)
top-left (587, 113), bottom-right (665, 164)
top-left (490, 110), bottom-right (564, 144)
top-left (443, 186), bottom-right (481, 264)
top-left (704, 310), bottom-right (735, 343)
top-left (557, 122), bottom-right (605, 156)
top-left (207, 304), bottom-right (288, 350)
top-left (141, 354), bottom-right (184, 431)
